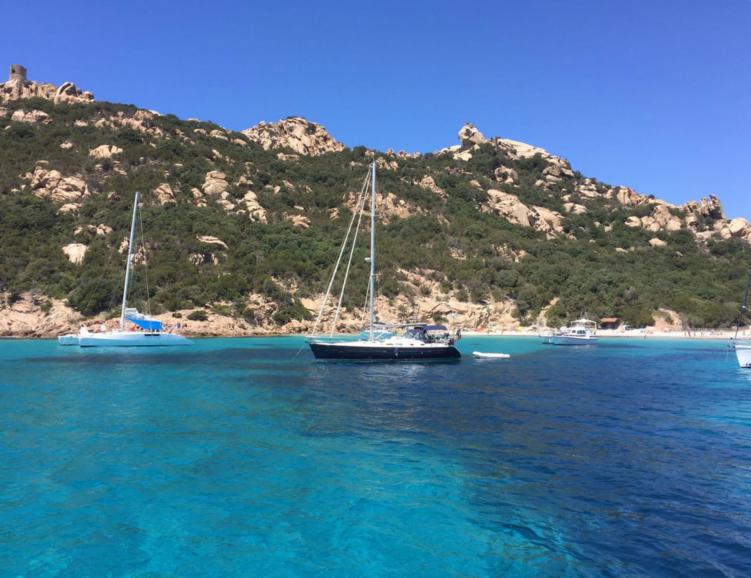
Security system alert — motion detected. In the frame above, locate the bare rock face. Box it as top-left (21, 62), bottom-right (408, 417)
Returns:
top-left (494, 165), bottom-right (518, 185)
top-left (62, 243), bottom-right (88, 264)
top-left (242, 191), bottom-right (267, 222)
top-left (483, 189), bottom-right (566, 238)
top-left (624, 216), bottom-right (642, 228)
top-left (649, 237), bottom-right (667, 248)
top-left (23, 164), bottom-right (90, 208)
top-left (0, 65), bottom-right (94, 104)
top-left (345, 190), bottom-right (423, 223)
top-left (202, 171), bottom-right (229, 196)
top-left (683, 195), bottom-right (724, 220)
top-left (200, 171), bottom-right (267, 221)
top-left (624, 205), bottom-right (682, 233)
top-left (284, 214), bottom-right (311, 229)
top-left (196, 235), bottom-right (228, 250)
top-left (93, 110), bottom-right (163, 138)
top-left (576, 179), bottom-right (600, 198)
top-left (89, 144), bottom-right (123, 159)
top-left (0, 291), bottom-right (85, 338)
top-left (563, 202), bottom-right (587, 214)
top-left (458, 123), bottom-right (487, 145)
top-left (153, 183), bottom-right (176, 205)
top-left (189, 236), bottom-right (228, 266)
top-left (417, 175), bottom-right (446, 198)
top-left (613, 186), bottom-right (654, 207)
top-left (644, 205), bottom-right (683, 232)
top-left (729, 218), bottom-right (749, 236)
top-left (243, 117), bottom-right (343, 156)
top-left (10, 109), bottom-right (50, 123)
top-left (484, 189), bottom-right (534, 228)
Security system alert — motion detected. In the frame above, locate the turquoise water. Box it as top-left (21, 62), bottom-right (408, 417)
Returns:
top-left (1, 337), bottom-right (750, 577)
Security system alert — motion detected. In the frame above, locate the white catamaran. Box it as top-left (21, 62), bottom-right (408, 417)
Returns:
top-left (58, 192), bottom-right (190, 347)
top-left (307, 162), bottom-right (460, 360)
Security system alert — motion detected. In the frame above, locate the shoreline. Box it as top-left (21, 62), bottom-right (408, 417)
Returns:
top-left (1, 330), bottom-right (746, 342)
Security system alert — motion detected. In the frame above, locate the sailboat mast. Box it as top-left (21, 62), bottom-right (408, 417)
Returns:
top-left (369, 161), bottom-right (376, 338)
top-left (120, 191), bottom-right (140, 330)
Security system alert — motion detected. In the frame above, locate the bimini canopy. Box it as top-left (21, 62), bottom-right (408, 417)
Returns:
top-left (125, 312), bottom-right (163, 331)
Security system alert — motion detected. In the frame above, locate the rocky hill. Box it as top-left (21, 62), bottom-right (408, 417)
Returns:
top-left (1, 64), bottom-right (749, 336)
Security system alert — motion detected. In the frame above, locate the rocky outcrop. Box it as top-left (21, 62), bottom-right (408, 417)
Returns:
top-left (199, 171), bottom-right (267, 222)
top-left (74, 224), bottom-right (112, 237)
top-left (284, 214), bottom-right (311, 229)
top-left (92, 110), bottom-right (163, 138)
top-left (62, 243), bottom-right (88, 264)
top-left (563, 202), bottom-right (587, 214)
top-left (346, 190), bottom-right (424, 223)
top-left (89, 144), bottom-right (123, 159)
top-left (243, 117), bottom-right (343, 156)
top-left (624, 205), bottom-right (682, 233)
top-left (683, 195), bottom-right (723, 220)
top-left (649, 237), bottom-right (667, 248)
top-left (197, 235), bottom-right (228, 250)
top-left (190, 236), bottom-right (227, 266)
top-left (10, 109), bottom-right (50, 123)
top-left (22, 164), bottom-right (90, 209)
top-left (417, 174), bottom-right (446, 198)
top-left (494, 165), bottom-right (519, 185)
top-left (153, 183), bottom-right (176, 205)
top-left (0, 292), bottom-right (84, 337)
top-left (482, 189), bottom-right (565, 238)
top-left (202, 170), bottom-right (229, 196)
top-left (458, 123), bottom-right (487, 145)
top-left (613, 186), bottom-right (653, 207)
top-left (0, 74), bottom-right (94, 105)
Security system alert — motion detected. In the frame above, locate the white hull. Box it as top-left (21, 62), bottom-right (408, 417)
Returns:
top-left (544, 335), bottom-right (598, 345)
top-left (735, 344), bottom-right (751, 368)
top-left (78, 331), bottom-right (190, 347)
top-left (57, 334), bottom-right (79, 346)
top-left (473, 351), bottom-right (511, 359)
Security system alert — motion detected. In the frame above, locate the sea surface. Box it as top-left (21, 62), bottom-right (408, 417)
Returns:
top-left (0, 337), bottom-right (750, 577)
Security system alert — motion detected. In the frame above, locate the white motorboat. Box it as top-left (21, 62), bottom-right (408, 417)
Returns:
top-left (542, 318), bottom-right (598, 345)
top-left (57, 192), bottom-right (190, 348)
top-left (307, 162), bottom-right (460, 361)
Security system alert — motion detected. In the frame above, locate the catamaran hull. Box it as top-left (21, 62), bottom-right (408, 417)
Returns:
top-left (57, 335), bottom-right (79, 346)
top-left (735, 345), bottom-right (751, 368)
top-left (78, 332), bottom-right (191, 347)
top-left (309, 342), bottom-right (460, 360)
top-left (543, 335), bottom-right (598, 345)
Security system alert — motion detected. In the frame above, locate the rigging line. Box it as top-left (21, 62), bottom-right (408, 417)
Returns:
top-left (734, 270), bottom-right (751, 340)
top-left (329, 184), bottom-right (368, 336)
top-left (293, 170), bottom-right (371, 359)
top-left (309, 168), bottom-right (372, 337)
top-left (360, 278), bottom-right (370, 325)
top-left (138, 200), bottom-right (152, 318)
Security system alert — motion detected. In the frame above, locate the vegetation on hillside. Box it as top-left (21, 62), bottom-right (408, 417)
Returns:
top-left (0, 96), bottom-right (749, 328)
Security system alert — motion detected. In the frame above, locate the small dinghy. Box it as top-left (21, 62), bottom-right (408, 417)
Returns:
top-left (473, 351), bottom-right (511, 359)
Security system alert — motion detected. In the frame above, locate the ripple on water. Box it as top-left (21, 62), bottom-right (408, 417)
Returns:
top-left (0, 337), bottom-right (749, 576)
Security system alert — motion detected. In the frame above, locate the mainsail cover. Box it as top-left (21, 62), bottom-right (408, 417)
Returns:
top-left (125, 312), bottom-right (163, 331)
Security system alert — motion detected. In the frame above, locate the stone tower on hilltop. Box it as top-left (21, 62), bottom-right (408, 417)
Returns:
top-left (9, 64), bottom-right (27, 82)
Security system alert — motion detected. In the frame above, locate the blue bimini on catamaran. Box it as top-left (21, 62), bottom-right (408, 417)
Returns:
top-left (307, 162), bottom-right (461, 361)
top-left (57, 192), bottom-right (190, 348)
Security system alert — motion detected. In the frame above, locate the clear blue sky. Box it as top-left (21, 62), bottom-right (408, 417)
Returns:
top-left (3, 0), bottom-right (750, 216)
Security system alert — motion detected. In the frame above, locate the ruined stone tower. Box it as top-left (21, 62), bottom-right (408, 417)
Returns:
top-left (9, 64), bottom-right (27, 82)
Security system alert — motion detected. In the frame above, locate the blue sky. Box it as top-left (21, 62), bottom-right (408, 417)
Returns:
top-left (3, 0), bottom-right (750, 216)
